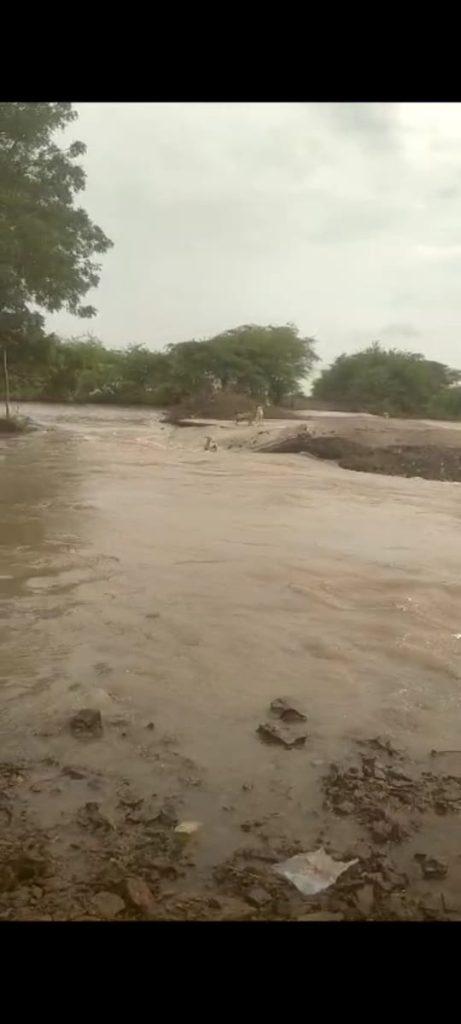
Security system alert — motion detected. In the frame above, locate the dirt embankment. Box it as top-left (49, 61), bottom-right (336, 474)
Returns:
top-left (164, 391), bottom-right (309, 423)
top-left (252, 415), bottom-right (461, 483)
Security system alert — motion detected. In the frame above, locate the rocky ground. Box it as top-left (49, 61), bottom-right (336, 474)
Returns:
top-left (2, 703), bottom-right (461, 921)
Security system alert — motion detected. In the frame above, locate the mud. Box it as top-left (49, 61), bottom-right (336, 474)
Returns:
top-left (2, 404), bottom-right (461, 920)
top-left (260, 434), bottom-right (461, 483)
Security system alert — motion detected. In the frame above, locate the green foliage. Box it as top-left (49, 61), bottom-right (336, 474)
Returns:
top-left (0, 102), bottom-right (112, 359)
top-left (313, 343), bottom-right (461, 416)
top-left (167, 324), bottom-right (318, 403)
top-left (426, 386), bottom-right (461, 420)
top-left (6, 323), bottom-right (318, 407)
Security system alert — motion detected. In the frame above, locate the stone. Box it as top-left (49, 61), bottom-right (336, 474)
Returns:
top-left (77, 802), bottom-right (114, 831)
top-left (336, 801), bottom-right (355, 816)
top-left (154, 802), bottom-right (178, 827)
top-left (246, 886), bottom-right (272, 908)
top-left (62, 766), bottom-right (86, 780)
top-left (257, 722), bottom-right (307, 749)
top-left (415, 855), bottom-right (448, 880)
top-left (91, 891), bottom-right (126, 918)
top-left (270, 697), bottom-right (307, 723)
top-left (69, 708), bottom-right (103, 738)
top-left (126, 877), bottom-right (156, 916)
top-left (151, 858), bottom-right (179, 879)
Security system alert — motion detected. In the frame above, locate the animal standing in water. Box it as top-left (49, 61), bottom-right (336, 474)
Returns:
top-left (204, 436), bottom-right (218, 452)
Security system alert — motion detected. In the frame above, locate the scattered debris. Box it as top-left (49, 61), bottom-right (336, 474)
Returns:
top-left (356, 736), bottom-right (402, 758)
top-left (257, 722), bottom-right (307, 749)
top-left (323, 750), bottom-right (461, 842)
top-left (430, 749), bottom-right (461, 758)
top-left (270, 697), bottom-right (307, 723)
top-left (273, 848), bottom-right (358, 896)
top-left (69, 708), bottom-right (103, 738)
top-left (174, 821), bottom-right (202, 835)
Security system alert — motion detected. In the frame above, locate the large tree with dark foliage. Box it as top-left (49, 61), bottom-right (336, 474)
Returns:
top-left (0, 102), bottom-right (112, 415)
top-left (167, 324), bottom-right (318, 404)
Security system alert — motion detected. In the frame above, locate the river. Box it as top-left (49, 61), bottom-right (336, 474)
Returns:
top-left (2, 403), bottom-right (461, 918)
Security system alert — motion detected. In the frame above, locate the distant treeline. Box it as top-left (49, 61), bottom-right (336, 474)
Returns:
top-left (4, 324), bottom-right (318, 408)
top-left (4, 328), bottom-right (461, 421)
top-left (312, 343), bottom-right (461, 420)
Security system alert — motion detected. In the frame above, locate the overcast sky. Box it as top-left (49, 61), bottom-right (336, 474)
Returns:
top-left (48, 103), bottom-right (461, 376)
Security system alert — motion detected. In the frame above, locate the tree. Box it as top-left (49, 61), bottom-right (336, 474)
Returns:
top-left (0, 102), bottom-right (112, 415)
top-left (167, 324), bottom-right (318, 404)
top-left (313, 342), bottom-right (461, 416)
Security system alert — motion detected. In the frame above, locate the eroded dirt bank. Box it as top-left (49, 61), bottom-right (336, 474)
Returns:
top-left (2, 404), bottom-right (461, 920)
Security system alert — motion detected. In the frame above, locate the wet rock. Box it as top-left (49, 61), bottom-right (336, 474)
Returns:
top-left (154, 802), bottom-right (178, 827)
top-left (151, 858), bottom-right (179, 879)
top-left (415, 854), bottom-right (448, 880)
top-left (126, 876), bottom-right (156, 915)
top-left (77, 802), bottom-right (114, 831)
top-left (62, 766), bottom-right (86, 780)
top-left (246, 886), bottom-right (272, 909)
top-left (69, 708), bottom-right (103, 738)
top-left (370, 820), bottom-right (403, 844)
top-left (91, 891), bottom-right (126, 918)
top-left (257, 722), bottom-right (307, 749)
top-left (270, 697), bottom-right (307, 723)
top-left (335, 801), bottom-right (355, 816)
top-left (358, 737), bottom-right (402, 758)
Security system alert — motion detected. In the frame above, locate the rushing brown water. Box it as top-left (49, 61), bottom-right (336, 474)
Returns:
top-left (2, 403), bottom-right (461, 917)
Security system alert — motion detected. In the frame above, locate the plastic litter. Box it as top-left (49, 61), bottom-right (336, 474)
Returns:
top-left (174, 820), bottom-right (202, 835)
top-left (273, 847), bottom-right (358, 896)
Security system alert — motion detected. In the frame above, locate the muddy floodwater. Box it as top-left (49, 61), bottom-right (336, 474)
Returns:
top-left (2, 403), bottom-right (461, 920)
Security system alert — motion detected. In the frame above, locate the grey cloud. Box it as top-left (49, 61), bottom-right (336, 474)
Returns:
top-left (320, 103), bottom-right (401, 152)
top-left (380, 323), bottom-right (422, 338)
top-left (45, 103), bottom-right (461, 369)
